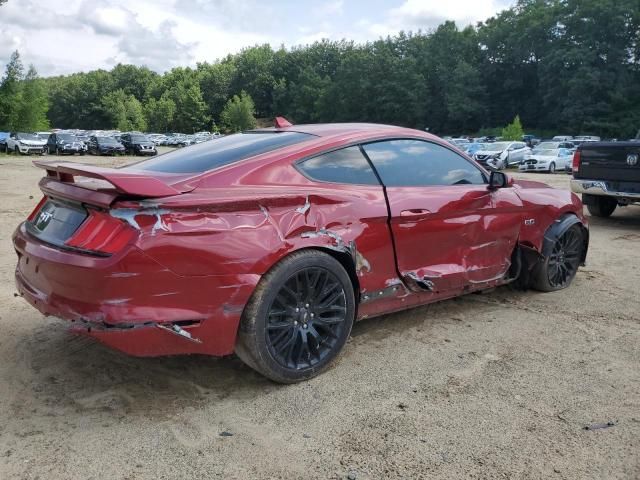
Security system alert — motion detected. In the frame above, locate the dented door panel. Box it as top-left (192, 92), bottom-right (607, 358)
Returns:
top-left (385, 185), bottom-right (523, 292)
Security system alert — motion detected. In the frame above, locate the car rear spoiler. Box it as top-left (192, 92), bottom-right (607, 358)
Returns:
top-left (33, 160), bottom-right (191, 198)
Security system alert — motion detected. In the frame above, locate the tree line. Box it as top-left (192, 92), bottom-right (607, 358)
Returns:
top-left (0, 0), bottom-right (638, 137)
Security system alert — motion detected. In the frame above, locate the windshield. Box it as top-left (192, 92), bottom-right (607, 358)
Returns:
top-left (536, 142), bottom-right (559, 150)
top-left (17, 133), bottom-right (40, 141)
top-left (130, 135), bottom-right (150, 142)
top-left (130, 131), bottom-right (314, 174)
top-left (532, 149), bottom-right (558, 156)
top-left (487, 142), bottom-right (511, 151)
top-left (97, 136), bottom-right (118, 144)
top-left (468, 143), bottom-right (487, 151)
top-left (57, 134), bottom-right (76, 141)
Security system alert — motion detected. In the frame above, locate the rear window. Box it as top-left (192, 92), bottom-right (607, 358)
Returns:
top-left (130, 132), bottom-right (314, 173)
top-left (297, 146), bottom-right (380, 185)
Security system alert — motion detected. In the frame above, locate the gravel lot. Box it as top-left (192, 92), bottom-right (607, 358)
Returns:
top-left (0, 151), bottom-right (638, 479)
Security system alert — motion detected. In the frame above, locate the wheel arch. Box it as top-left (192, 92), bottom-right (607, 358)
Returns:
top-left (541, 212), bottom-right (589, 265)
top-left (255, 245), bottom-right (361, 306)
top-left (310, 246), bottom-right (361, 304)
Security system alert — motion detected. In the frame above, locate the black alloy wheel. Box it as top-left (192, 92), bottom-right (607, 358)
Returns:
top-left (532, 224), bottom-right (585, 292)
top-left (266, 267), bottom-right (348, 370)
top-left (235, 250), bottom-right (355, 383)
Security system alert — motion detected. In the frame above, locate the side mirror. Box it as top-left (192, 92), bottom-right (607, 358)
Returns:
top-left (488, 171), bottom-right (509, 190)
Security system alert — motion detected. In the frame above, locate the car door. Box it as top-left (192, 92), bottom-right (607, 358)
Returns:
top-left (507, 142), bottom-right (524, 165)
top-left (362, 139), bottom-right (523, 294)
top-left (557, 148), bottom-right (571, 169)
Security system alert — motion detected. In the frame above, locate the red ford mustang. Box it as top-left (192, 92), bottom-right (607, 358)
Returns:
top-left (13, 121), bottom-right (589, 383)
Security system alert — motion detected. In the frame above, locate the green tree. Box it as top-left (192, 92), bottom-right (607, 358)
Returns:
top-left (501, 115), bottom-right (524, 140)
top-left (220, 91), bottom-right (256, 132)
top-left (144, 94), bottom-right (176, 132)
top-left (0, 50), bottom-right (24, 130)
top-left (101, 89), bottom-right (147, 131)
top-left (165, 77), bottom-right (209, 132)
top-left (197, 61), bottom-right (236, 123)
top-left (230, 45), bottom-right (277, 117)
top-left (445, 60), bottom-right (486, 133)
top-left (14, 65), bottom-right (49, 131)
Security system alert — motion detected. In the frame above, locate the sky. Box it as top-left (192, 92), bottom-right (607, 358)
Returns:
top-left (0, 0), bottom-right (514, 77)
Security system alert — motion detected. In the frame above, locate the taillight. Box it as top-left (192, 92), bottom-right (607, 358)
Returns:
top-left (65, 209), bottom-right (137, 255)
top-left (27, 196), bottom-right (48, 222)
top-left (572, 150), bottom-right (581, 171)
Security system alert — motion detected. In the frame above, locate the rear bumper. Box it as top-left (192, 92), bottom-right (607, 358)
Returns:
top-left (570, 179), bottom-right (640, 200)
top-left (13, 223), bottom-right (258, 357)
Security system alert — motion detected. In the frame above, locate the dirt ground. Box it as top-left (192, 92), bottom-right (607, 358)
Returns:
top-left (0, 150), bottom-right (638, 480)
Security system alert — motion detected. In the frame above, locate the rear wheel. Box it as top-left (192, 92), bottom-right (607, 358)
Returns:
top-left (532, 224), bottom-right (585, 292)
top-left (586, 196), bottom-right (617, 218)
top-left (236, 250), bottom-right (355, 383)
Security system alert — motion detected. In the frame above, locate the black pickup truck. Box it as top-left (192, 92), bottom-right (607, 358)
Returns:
top-left (570, 140), bottom-right (640, 217)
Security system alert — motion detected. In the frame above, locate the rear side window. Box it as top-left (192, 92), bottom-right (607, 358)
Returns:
top-left (363, 139), bottom-right (485, 186)
top-left (130, 132), bottom-right (313, 173)
top-left (297, 146), bottom-right (380, 185)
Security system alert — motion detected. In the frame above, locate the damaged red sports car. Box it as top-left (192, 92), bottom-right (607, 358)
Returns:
top-left (13, 121), bottom-right (589, 383)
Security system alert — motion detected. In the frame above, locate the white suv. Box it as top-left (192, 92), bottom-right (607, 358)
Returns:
top-left (6, 132), bottom-right (47, 155)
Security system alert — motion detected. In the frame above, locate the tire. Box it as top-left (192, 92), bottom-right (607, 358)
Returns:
top-left (586, 196), bottom-right (617, 218)
top-left (548, 162), bottom-right (555, 174)
top-left (531, 224), bottom-right (585, 292)
top-left (14, 146), bottom-right (20, 155)
top-left (235, 250), bottom-right (356, 383)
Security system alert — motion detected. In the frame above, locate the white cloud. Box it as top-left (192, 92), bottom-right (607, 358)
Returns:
top-left (0, 0), bottom-right (513, 76)
top-left (366, 0), bottom-right (511, 37)
top-left (313, 0), bottom-right (344, 17)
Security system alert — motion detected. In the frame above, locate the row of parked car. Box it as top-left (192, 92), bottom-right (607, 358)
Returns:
top-left (0, 130), bottom-right (221, 156)
top-left (445, 135), bottom-right (602, 174)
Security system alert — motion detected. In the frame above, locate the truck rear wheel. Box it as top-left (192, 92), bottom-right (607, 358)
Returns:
top-left (586, 196), bottom-right (617, 218)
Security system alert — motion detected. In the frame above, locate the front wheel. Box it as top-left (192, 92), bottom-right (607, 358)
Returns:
top-left (531, 224), bottom-right (585, 292)
top-left (236, 250), bottom-right (356, 383)
top-left (548, 162), bottom-right (556, 174)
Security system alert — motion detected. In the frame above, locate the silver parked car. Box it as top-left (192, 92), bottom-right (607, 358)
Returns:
top-left (473, 141), bottom-right (530, 169)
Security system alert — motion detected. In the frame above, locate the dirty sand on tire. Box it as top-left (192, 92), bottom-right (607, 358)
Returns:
top-left (0, 152), bottom-right (638, 479)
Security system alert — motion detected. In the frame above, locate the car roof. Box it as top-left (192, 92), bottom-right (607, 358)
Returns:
top-left (250, 122), bottom-right (434, 141)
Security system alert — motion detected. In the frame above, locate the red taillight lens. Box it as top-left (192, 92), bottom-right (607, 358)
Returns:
top-left (27, 196), bottom-right (48, 222)
top-left (65, 210), bottom-right (137, 254)
top-left (572, 150), bottom-right (581, 171)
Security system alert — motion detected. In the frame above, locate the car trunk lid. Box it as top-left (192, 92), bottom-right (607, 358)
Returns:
top-left (28, 161), bottom-right (197, 254)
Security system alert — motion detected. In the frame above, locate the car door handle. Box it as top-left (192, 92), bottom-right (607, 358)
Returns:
top-left (400, 208), bottom-right (432, 218)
